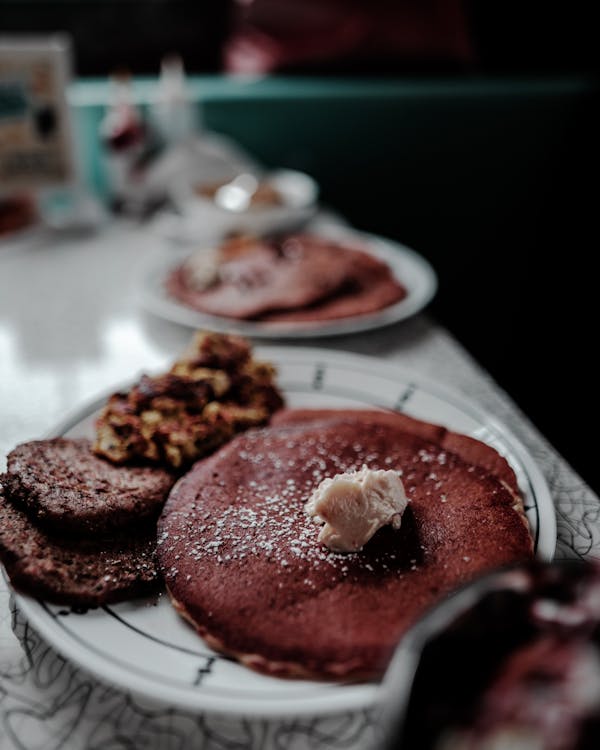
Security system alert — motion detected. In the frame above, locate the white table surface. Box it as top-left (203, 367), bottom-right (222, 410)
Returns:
top-left (1, 220), bottom-right (598, 749)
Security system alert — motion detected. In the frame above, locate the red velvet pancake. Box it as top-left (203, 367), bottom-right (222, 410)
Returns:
top-left (271, 408), bottom-right (520, 496)
top-left (165, 234), bottom-right (407, 322)
top-left (157, 412), bottom-right (533, 681)
top-left (260, 252), bottom-right (407, 323)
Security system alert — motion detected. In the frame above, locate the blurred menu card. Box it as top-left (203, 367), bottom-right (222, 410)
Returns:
top-left (0, 36), bottom-right (75, 195)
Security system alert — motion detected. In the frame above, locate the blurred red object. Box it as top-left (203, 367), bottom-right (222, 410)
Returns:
top-left (224, 0), bottom-right (474, 74)
top-left (99, 72), bottom-right (145, 153)
top-left (0, 195), bottom-right (37, 238)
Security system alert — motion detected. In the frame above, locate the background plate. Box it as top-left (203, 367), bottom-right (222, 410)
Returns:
top-left (14, 348), bottom-right (555, 717)
top-left (139, 227), bottom-right (438, 339)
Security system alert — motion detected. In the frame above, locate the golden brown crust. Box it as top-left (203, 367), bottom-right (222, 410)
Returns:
top-left (167, 589), bottom-right (372, 681)
top-left (94, 331), bottom-right (284, 469)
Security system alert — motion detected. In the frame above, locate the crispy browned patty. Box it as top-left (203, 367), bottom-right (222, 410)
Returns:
top-left (157, 415), bottom-right (532, 681)
top-left (0, 483), bottom-right (160, 607)
top-left (5, 438), bottom-right (175, 535)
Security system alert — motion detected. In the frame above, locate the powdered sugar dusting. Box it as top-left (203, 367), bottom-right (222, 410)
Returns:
top-left (158, 425), bottom-right (456, 584)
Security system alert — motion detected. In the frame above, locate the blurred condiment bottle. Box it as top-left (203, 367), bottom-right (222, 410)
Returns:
top-left (98, 70), bottom-right (146, 213)
top-left (150, 54), bottom-right (197, 146)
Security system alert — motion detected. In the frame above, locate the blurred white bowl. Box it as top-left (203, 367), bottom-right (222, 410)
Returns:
top-left (162, 167), bottom-right (319, 245)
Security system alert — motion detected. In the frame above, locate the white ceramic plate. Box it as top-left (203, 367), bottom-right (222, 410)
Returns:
top-left (13, 348), bottom-right (555, 718)
top-left (139, 227), bottom-right (438, 339)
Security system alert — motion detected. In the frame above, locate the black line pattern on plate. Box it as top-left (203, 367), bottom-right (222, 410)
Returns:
top-left (282, 356), bottom-right (506, 425)
top-left (312, 364), bottom-right (326, 390)
top-left (394, 382), bottom-right (417, 411)
top-left (36, 600), bottom-right (364, 702)
top-left (283, 382), bottom-right (391, 413)
top-left (455, 373), bottom-right (598, 562)
top-left (102, 605), bottom-right (230, 661)
top-left (193, 658), bottom-right (215, 687)
top-left (4, 603), bottom-right (376, 750)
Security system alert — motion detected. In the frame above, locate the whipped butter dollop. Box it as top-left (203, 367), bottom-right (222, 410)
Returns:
top-left (304, 465), bottom-right (408, 553)
top-left (183, 248), bottom-right (220, 291)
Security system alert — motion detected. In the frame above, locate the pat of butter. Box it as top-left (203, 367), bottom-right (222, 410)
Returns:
top-left (305, 465), bottom-right (408, 553)
top-left (183, 248), bottom-right (220, 291)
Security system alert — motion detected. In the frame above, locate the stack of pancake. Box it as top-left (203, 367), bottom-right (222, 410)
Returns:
top-left (166, 234), bottom-right (407, 323)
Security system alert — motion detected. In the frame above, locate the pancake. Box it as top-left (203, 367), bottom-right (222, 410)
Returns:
top-left (166, 234), bottom-right (406, 322)
top-left (5, 438), bottom-right (175, 535)
top-left (271, 408), bottom-right (520, 496)
top-left (260, 253), bottom-right (407, 323)
top-left (166, 235), bottom-right (352, 320)
top-left (157, 415), bottom-right (533, 681)
top-left (0, 484), bottom-right (160, 607)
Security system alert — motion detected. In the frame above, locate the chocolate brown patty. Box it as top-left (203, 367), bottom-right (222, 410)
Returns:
top-left (0, 485), bottom-right (160, 607)
top-left (157, 415), bottom-right (533, 681)
top-left (4, 438), bottom-right (175, 535)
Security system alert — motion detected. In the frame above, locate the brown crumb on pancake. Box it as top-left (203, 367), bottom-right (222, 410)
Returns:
top-left (94, 331), bottom-right (284, 469)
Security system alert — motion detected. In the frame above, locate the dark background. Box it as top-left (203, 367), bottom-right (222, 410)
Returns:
top-left (1, 2), bottom-right (597, 77)
top-left (2, 0), bottom-right (598, 492)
